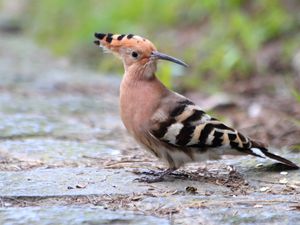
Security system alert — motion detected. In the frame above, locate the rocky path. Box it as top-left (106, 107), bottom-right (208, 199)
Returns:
top-left (0, 30), bottom-right (300, 224)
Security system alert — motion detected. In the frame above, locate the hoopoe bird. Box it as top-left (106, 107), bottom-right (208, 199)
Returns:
top-left (94, 33), bottom-right (299, 182)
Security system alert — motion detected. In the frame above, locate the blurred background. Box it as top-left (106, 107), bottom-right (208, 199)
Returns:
top-left (0, 0), bottom-right (299, 149)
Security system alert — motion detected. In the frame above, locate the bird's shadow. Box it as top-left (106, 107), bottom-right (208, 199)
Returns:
top-left (134, 162), bottom-right (298, 185)
top-left (247, 163), bottom-right (299, 173)
top-left (135, 166), bottom-right (245, 185)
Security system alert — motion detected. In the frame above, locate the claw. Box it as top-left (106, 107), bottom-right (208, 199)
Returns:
top-left (139, 170), bottom-right (162, 176)
top-left (134, 176), bottom-right (166, 183)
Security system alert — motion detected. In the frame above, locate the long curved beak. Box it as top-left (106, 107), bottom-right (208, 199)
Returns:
top-left (151, 51), bottom-right (188, 67)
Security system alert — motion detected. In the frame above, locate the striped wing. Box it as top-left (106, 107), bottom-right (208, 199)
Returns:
top-left (151, 99), bottom-right (252, 153)
top-left (150, 99), bottom-right (299, 168)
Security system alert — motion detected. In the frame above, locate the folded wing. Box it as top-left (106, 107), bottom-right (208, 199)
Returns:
top-left (150, 99), bottom-right (299, 169)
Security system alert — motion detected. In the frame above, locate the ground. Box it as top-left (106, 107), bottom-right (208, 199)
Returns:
top-left (0, 27), bottom-right (300, 224)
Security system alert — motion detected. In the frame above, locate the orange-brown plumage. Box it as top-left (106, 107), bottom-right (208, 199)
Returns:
top-left (94, 33), bottom-right (299, 182)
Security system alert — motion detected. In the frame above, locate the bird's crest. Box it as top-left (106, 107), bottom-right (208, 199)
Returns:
top-left (94, 33), bottom-right (156, 55)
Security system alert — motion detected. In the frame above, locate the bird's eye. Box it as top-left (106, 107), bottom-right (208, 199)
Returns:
top-left (131, 51), bottom-right (138, 58)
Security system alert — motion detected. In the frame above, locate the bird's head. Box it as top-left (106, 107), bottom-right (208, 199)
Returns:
top-left (94, 33), bottom-right (187, 78)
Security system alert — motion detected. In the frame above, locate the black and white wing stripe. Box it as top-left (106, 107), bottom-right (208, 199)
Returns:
top-left (151, 100), bottom-right (246, 150)
top-left (151, 99), bottom-right (299, 168)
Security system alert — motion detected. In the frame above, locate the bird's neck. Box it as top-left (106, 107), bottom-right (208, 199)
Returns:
top-left (124, 62), bottom-right (157, 80)
top-left (119, 70), bottom-right (169, 135)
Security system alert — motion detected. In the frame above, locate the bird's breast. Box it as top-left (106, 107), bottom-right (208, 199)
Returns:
top-left (119, 78), bottom-right (161, 137)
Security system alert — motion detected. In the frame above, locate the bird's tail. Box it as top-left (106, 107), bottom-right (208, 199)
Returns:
top-left (249, 140), bottom-right (299, 169)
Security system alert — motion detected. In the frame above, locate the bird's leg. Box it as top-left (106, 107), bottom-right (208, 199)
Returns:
top-left (135, 168), bottom-right (176, 183)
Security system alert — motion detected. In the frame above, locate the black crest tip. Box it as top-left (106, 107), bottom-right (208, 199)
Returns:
top-left (94, 32), bottom-right (106, 40)
top-left (127, 34), bottom-right (134, 39)
top-left (94, 40), bottom-right (100, 45)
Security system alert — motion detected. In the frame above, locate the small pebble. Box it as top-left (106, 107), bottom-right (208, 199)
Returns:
top-left (260, 187), bottom-right (270, 192)
top-left (255, 163), bottom-right (263, 168)
top-left (279, 178), bottom-right (288, 184)
top-left (288, 184), bottom-right (298, 189)
top-left (280, 171), bottom-right (288, 175)
top-left (4, 202), bottom-right (12, 207)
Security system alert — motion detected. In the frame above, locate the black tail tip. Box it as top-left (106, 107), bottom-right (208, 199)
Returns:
top-left (290, 164), bottom-right (300, 170)
top-left (94, 32), bottom-right (106, 40)
top-left (284, 163), bottom-right (299, 170)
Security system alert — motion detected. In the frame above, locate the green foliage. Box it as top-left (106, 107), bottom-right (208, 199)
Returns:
top-left (292, 88), bottom-right (300, 103)
top-left (157, 64), bottom-right (172, 89)
top-left (193, 0), bottom-right (298, 83)
top-left (27, 0), bottom-right (180, 54)
top-left (25, 0), bottom-right (300, 89)
top-left (291, 88), bottom-right (300, 151)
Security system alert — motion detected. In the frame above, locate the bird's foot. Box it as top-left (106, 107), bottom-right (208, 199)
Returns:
top-left (138, 169), bottom-right (164, 176)
top-left (135, 168), bottom-right (175, 183)
top-left (135, 176), bottom-right (166, 183)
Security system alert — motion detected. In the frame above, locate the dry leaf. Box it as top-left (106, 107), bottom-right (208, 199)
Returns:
top-left (76, 183), bottom-right (88, 189)
top-left (186, 186), bottom-right (198, 194)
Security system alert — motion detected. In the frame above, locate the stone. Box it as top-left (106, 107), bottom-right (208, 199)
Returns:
top-left (0, 207), bottom-right (169, 225)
